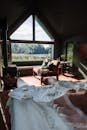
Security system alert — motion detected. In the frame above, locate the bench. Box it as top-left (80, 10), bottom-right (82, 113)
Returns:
top-left (17, 66), bottom-right (33, 77)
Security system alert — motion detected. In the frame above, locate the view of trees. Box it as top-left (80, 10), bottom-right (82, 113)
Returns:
top-left (11, 43), bottom-right (53, 61)
top-left (12, 43), bottom-right (51, 54)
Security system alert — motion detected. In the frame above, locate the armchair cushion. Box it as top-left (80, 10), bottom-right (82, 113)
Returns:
top-left (46, 62), bottom-right (54, 70)
top-left (41, 59), bottom-right (60, 71)
top-left (41, 60), bottom-right (54, 70)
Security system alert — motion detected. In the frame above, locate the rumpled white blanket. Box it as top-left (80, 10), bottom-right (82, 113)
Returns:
top-left (9, 79), bottom-right (87, 102)
top-left (8, 79), bottom-right (87, 130)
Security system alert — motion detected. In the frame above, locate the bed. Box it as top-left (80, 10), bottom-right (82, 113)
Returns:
top-left (6, 79), bottom-right (87, 130)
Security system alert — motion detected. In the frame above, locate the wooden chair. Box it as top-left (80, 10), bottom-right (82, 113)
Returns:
top-left (33, 60), bottom-right (60, 84)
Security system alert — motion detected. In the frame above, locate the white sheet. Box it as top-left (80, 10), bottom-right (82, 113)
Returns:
top-left (8, 79), bottom-right (87, 130)
top-left (9, 98), bottom-right (73, 130)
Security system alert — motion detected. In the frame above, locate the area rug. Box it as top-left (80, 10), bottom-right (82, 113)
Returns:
top-left (20, 76), bottom-right (42, 87)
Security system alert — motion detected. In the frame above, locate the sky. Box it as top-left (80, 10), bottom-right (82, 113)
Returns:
top-left (10, 15), bottom-right (54, 42)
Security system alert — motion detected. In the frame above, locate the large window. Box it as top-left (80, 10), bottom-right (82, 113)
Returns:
top-left (10, 15), bottom-right (54, 63)
top-left (11, 43), bottom-right (54, 62)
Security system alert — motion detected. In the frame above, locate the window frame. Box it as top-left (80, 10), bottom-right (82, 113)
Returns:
top-left (9, 14), bottom-right (55, 65)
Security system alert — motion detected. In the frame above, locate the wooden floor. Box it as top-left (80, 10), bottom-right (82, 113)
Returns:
top-left (20, 73), bottom-right (86, 87)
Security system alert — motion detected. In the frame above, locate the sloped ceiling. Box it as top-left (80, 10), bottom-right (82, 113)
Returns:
top-left (0, 0), bottom-right (87, 39)
top-left (37, 0), bottom-right (87, 39)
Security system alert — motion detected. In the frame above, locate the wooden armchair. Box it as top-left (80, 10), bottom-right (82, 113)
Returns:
top-left (33, 60), bottom-right (60, 84)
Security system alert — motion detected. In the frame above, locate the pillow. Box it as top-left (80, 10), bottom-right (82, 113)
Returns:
top-left (46, 62), bottom-right (54, 70)
top-left (41, 60), bottom-right (53, 70)
top-left (51, 60), bottom-right (59, 66)
top-left (41, 61), bottom-right (48, 69)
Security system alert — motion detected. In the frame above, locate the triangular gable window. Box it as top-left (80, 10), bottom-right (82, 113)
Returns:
top-left (10, 15), bottom-right (33, 40)
top-left (10, 15), bottom-right (54, 42)
top-left (35, 16), bottom-right (54, 41)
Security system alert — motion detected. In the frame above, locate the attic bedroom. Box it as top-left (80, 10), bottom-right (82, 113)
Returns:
top-left (0, 0), bottom-right (87, 130)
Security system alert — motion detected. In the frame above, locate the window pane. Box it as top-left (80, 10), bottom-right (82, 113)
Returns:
top-left (35, 16), bottom-right (54, 41)
top-left (10, 16), bottom-right (33, 40)
top-left (11, 43), bottom-right (54, 62)
top-left (67, 43), bottom-right (74, 66)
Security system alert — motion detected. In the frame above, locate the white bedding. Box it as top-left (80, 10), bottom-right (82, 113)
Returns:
top-left (8, 79), bottom-right (87, 130)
